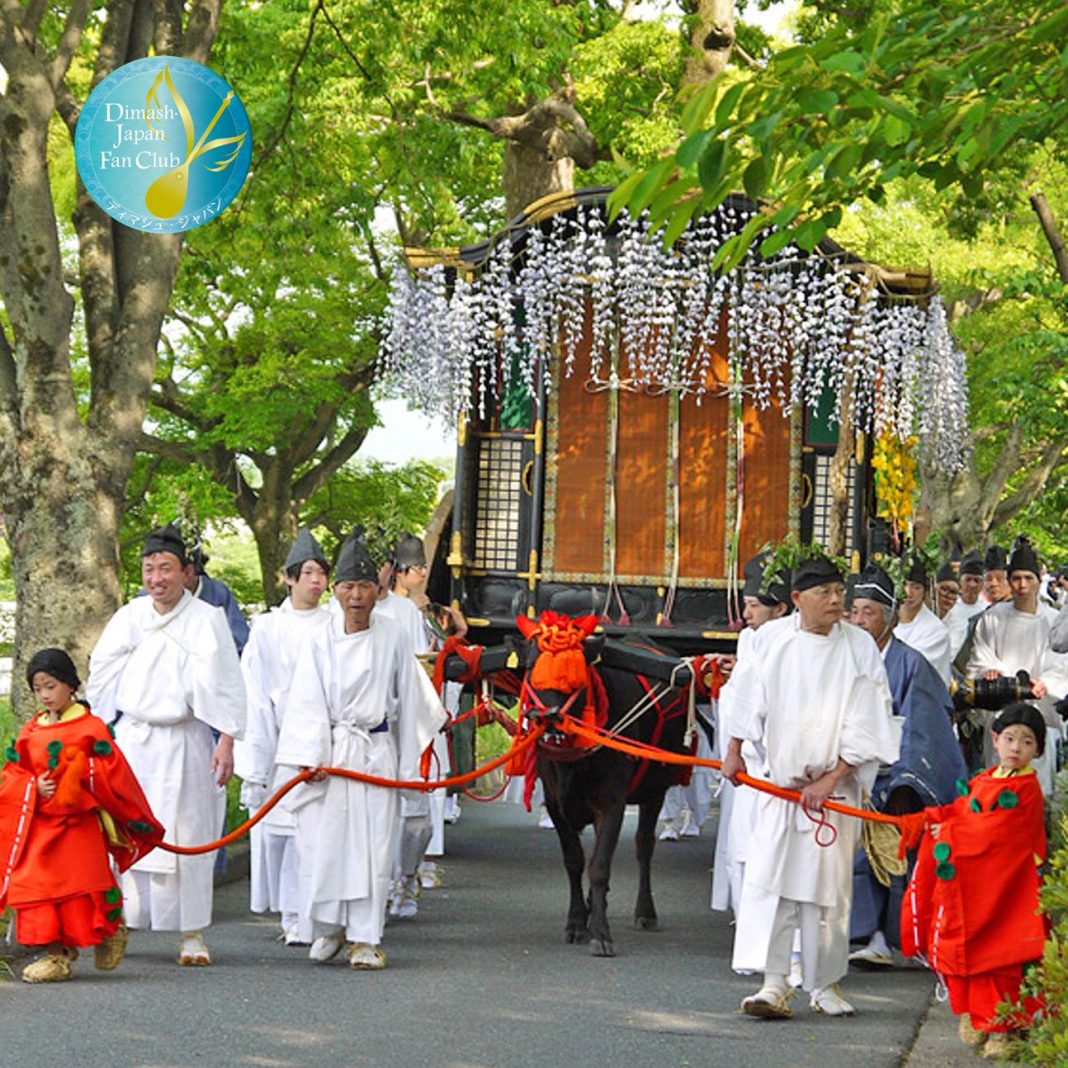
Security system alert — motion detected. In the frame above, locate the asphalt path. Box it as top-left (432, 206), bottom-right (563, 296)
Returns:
top-left (2, 799), bottom-right (938, 1068)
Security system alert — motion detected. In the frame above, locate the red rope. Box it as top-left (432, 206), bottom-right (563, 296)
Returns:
top-left (158, 723), bottom-right (546, 855)
top-left (557, 713), bottom-right (917, 837)
top-left (156, 704), bottom-right (931, 857)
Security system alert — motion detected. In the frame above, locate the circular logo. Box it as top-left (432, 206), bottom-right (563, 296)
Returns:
top-left (75, 56), bottom-right (252, 234)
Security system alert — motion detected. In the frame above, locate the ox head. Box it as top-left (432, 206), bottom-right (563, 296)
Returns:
top-left (515, 610), bottom-right (602, 726)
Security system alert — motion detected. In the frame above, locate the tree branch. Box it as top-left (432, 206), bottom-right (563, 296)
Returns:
top-left (992, 436), bottom-right (1068, 525)
top-left (180, 0), bottom-right (224, 66)
top-left (150, 379), bottom-right (219, 433)
top-left (291, 421), bottom-right (371, 502)
top-left (253, 0), bottom-right (324, 169)
top-left (50, 0), bottom-right (92, 89)
top-left (139, 430), bottom-right (197, 465)
top-left (154, 0), bottom-right (184, 57)
top-left (975, 422), bottom-right (1023, 527)
top-left (444, 110), bottom-right (496, 134)
top-left (1030, 192), bottom-right (1068, 285)
top-left (21, 0), bottom-right (48, 36)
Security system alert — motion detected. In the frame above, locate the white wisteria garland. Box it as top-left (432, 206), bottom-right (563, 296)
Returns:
top-left (383, 203), bottom-right (969, 470)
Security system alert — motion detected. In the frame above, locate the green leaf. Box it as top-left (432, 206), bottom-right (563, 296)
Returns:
top-left (956, 137), bottom-right (981, 169)
top-left (661, 197), bottom-right (702, 249)
top-left (742, 157), bottom-right (769, 200)
top-left (846, 88), bottom-right (880, 110)
top-left (759, 227), bottom-right (794, 259)
top-left (771, 45), bottom-right (809, 73)
top-left (772, 203), bottom-right (800, 227)
top-left (797, 88), bottom-right (839, 115)
top-left (794, 217), bottom-right (827, 251)
top-left (627, 157), bottom-right (675, 216)
top-left (747, 111), bottom-right (783, 143)
top-left (607, 170), bottom-right (645, 219)
top-left (677, 129), bottom-right (714, 170)
top-left (714, 82), bottom-right (747, 130)
top-left (883, 114), bottom-right (911, 147)
top-left (649, 175), bottom-right (699, 223)
top-left (713, 212), bottom-right (769, 272)
top-left (818, 51), bottom-right (865, 74)
top-left (680, 80), bottom-right (719, 135)
top-left (826, 142), bottom-right (863, 180)
top-left (875, 95), bottom-right (916, 124)
top-left (697, 140), bottom-right (727, 192)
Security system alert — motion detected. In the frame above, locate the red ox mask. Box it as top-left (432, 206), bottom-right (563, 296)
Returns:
top-left (515, 611), bottom-right (599, 695)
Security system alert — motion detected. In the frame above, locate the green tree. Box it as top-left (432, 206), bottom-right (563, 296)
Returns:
top-left (0, 1), bottom-right (225, 716)
top-left (138, 0), bottom-right (692, 603)
top-left (622, 0), bottom-right (1067, 266)
top-left (831, 168), bottom-right (1068, 555)
top-left (619, 0), bottom-right (1068, 548)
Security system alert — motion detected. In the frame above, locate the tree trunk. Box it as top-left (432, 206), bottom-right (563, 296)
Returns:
top-left (684, 0), bottom-right (736, 86)
top-left (450, 89), bottom-right (599, 220)
top-left (919, 423), bottom-right (1068, 550)
top-left (0, 2), bottom-right (222, 718)
top-left (248, 508), bottom-right (300, 608)
top-left (6, 432), bottom-right (126, 717)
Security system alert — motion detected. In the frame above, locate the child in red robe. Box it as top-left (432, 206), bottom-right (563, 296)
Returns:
top-left (0, 648), bottom-right (162, 983)
top-left (901, 702), bottom-right (1047, 1060)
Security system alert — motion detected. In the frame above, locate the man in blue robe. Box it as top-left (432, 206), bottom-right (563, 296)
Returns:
top-left (847, 564), bottom-right (967, 967)
top-left (183, 539), bottom-right (250, 655)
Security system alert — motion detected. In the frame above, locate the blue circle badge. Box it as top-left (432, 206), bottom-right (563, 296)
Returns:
top-left (75, 57), bottom-right (251, 233)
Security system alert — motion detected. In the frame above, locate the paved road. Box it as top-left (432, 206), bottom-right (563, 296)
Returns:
top-left (2, 799), bottom-right (939, 1068)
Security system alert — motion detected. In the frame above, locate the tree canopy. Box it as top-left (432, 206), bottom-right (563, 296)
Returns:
top-left (617, 0), bottom-right (1068, 554)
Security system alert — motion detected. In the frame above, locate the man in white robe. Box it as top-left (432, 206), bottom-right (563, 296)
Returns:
top-left (234, 528), bottom-right (331, 944)
top-left (895, 553), bottom-right (952, 686)
top-left (965, 536), bottom-right (1068, 793)
top-left (713, 551), bottom-right (790, 914)
top-left (943, 550), bottom-right (986, 656)
top-left (722, 556), bottom-right (898, 1019)
top-left (375, 532), bottom-right (446, 917)
top-left (276, 528), bottom-right (446, 970)
top-left (86, 523), bottom-right (246, 966)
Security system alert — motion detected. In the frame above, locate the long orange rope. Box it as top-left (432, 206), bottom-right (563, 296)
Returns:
top-left (158, 723), bottom-right (546, 855)
top-left (554, 712), bottom-right (910, 828)
top-left (158, 709), bottom-right (929, 856)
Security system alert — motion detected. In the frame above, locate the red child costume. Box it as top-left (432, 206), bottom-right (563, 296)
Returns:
top-left (901, 766), bottom-right (1047, 1033)
top-left (0, 703), bottom-right (162, 948)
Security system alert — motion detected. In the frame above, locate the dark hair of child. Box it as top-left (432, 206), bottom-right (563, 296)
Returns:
top-left (991, 702), bottom-right (1046, 756)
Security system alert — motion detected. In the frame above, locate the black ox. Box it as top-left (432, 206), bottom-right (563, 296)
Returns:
top-left (506, 611), bottom-right (711, 957)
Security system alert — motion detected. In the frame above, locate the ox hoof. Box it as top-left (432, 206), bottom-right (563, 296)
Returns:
top-left (590, 938), bottom-right (616, 958)
top-left (634, 916), bottom-right (659, 931)
top-left (566, 927), bottom-right (591, 945)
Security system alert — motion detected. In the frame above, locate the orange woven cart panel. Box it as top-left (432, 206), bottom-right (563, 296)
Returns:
top-left (679, 344), bottom-right (730, 580)
top-left (552, 347), bottom-right (608, 575)
top-left (738, 387), bottom-right (791, 562)
top-left (616, 389), bottom-right (668, 578)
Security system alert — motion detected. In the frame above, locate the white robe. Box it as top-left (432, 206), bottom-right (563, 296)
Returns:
top-left (234, 598), bottom-right (331, 916)
top-left (374, 592), bottom-right (452, 853)
top-left (725, 615), bottom-right (898, 980)
top-left (711, 627), bottom-right (765, 915)
top-left (943, 597), bottom-right (985, 657)
top-left (275, 612), bottom-right (447, 945)
top-left (895, 604), bottom-right (953, 686)
top-left (86, 590), bottom-right (246, 931)
top-left (1052, 601), bottom-right (1068, 653)
top-left (964, 600), bottom-right (1068, 792)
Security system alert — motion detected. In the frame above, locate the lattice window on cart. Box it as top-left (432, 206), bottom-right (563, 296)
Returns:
top-left (811, 453), bottom-right (856, 558)
top-left (472, 436), bottom-right (523, 570)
